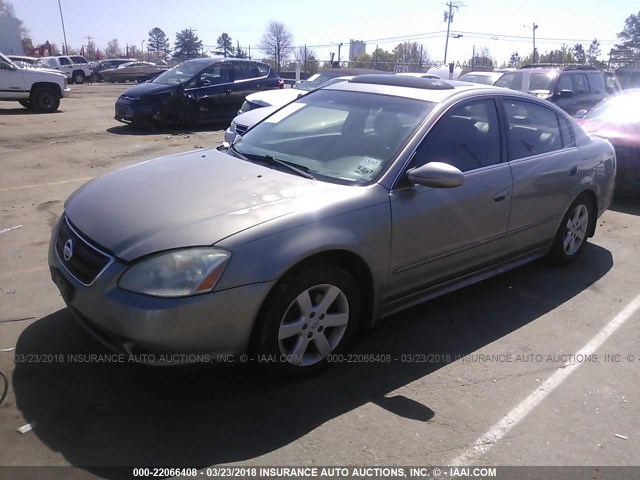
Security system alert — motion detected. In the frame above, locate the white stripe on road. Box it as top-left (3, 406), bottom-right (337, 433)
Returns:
top-left (0, 177), bottom-right (93, 192)
top-left (449, 291), bottom-right (640, 466)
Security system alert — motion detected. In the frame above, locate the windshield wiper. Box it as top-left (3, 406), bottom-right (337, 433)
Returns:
top-left (231, 145), bottom-right (315, 180)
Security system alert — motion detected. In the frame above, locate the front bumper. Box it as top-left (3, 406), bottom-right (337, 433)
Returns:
top-left (114, 98), bottom-right (157, 125)
top-left (61, 87), bottom-right (71, 98)
top-left (48, 217), bottom-right (274, 362)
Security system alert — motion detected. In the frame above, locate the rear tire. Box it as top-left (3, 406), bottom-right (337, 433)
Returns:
top-left (31, 87), bottom-right (60, 113)
top-left (256, 266), bottom-right (361, 377)
top-left (547, 193), bottom-right (594, 266)
top-left (72, 71), bottom-right (85, 84)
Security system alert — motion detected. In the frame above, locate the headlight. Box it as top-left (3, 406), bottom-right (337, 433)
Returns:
top-left (119, 248), bottom-right (230, 297)
top-left (230, 121), bottom-right (237, 133)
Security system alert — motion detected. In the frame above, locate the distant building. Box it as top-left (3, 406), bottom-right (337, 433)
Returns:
top-left (349, 40), bottom-right (366, 61)
top-left (0, 16), bottom-right (23, 55)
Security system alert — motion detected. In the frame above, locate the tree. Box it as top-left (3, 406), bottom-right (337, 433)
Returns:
top-left (469, 46), bottom-right (494, 71)
top-left (351, 52), bottom-right (372, 68)
top-left (259, 21), bottom-right (294, 72)
top-left (0, 0), bottom-right (28, 38)
top-left (174, 28), bottom-right (202, 58)
top-left (216, 33), bottom-right (234, 57)
top-left (508, 51), bottom-right (521, 67)
top-left (617, 10), bottom-right (640, 52)
top-left (85, 39), bottom-right (98, 60)
top-left (586, 39), bottom-right (601, 64)
top-left (235, 41), bottom-right (248, 59)
top-left (127, 44), bottom-right (140, 58)
top-left (370, 47), bottom-right (395, 71)
top-left (392, 42), bottom-right (430, 72)
top-left (148, 27), bottom-right (169, 57)
top-left (572, 44), bottom-right (586, 64)
top-left (293, 45), bottom-right (319, 73)
top-left (105, 38), bottom-right (122, 58)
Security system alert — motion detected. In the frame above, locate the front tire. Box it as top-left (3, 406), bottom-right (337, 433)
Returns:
top-left (257, 266), bottom-right (361, 376)
top-left (547, 193), bottom-right (593, 265)
top-left (31, 87), bottom-right (60, 113)
top-left (19, 99), bottom-right (33, 109)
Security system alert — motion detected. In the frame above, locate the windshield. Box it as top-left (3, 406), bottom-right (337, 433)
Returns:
top-left (0, 52), bottom-right (17, 68)
top-left (232, 89), bottom-right (434, 185)
top-left (152, 60), bottom-right (206, 85)
top-left (585, 92), bottom-right (640, 124)
top-left (529, 72), bottom-right (557, 92)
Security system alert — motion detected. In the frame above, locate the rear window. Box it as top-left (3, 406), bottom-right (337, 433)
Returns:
top-left (528, 72), bottom-right (557, 92)
top-left (495, 72), bottom-right (523, 90)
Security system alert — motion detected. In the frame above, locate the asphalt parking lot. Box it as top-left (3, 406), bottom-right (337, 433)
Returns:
top-left (1, 83), bottom-right (640, 478)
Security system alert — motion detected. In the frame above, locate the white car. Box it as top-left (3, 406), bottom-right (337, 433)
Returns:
top-left (224, 106), bottom-right (278, 144)
top-left (34, 55), bottom-right (91, 84)
top-left (458, 71), bottom-right (505, 85)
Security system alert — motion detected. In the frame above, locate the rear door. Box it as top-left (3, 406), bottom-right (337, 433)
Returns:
top-left (501, 97), bottom-right (579, 252)
top-left (388, 97), bottom-right (512, 298)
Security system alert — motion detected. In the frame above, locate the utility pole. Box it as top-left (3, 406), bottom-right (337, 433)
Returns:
top-left (443, 1), bottom-right (460, 64)
top-left (532, 22), bottom-right (538, 63)
top-left (57, 0), bottom-right (69, 55)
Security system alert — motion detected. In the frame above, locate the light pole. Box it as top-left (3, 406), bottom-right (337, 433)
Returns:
top-left (141, 40), bottom-right (145, 60)
top-left (57, 0), bottom-right (69, 56)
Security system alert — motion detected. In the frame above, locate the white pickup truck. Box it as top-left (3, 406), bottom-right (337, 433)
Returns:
top-left (34, 55), bottom-right (91, 84)
top-left (0, 52), bottom-right (70, 112)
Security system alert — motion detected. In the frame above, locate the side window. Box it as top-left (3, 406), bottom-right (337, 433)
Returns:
top-left (494, 72), bottom-right (523, 91)
top-left (572, 73), bottom-right (588, 94)
top-left (256, 63), bottom-right (269, 77)
top-left (557, 115), bottom-right (576, 148)
top-left (232, 61), bottom-right (258, 81)
top-left (59, 57), bottom-right (70, 66)
top-left (503, 99), bottom-right (563, 160)
top-left (556, 74), bottom-right (573, 93)
top-left (413, 99), bottom-right (501, 172)
top-left (586, 73), bottom-right (605, 94)
top-left (192, 62), bottom-right (233, 87)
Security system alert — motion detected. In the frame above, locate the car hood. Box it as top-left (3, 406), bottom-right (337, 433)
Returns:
top-left (65, 148), bottom-right (349, 261)
top-left (245, 88), bottom-right (305, 107)
top-left (19, 66), bottom-right (66, 79)
top-left (234, 106), bottom-right (279, 127)
top-left (119, 81), bottom-right (176, 97)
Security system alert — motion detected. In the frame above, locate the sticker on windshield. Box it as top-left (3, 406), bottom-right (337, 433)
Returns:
top-left (354, 157), bottom-right (382, 177)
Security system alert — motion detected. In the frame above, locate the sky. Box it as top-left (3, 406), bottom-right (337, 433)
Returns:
top-left (11, 0), bottom-right (639, 66)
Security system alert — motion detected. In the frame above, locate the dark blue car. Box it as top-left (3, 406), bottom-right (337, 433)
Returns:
top-left (114, 57), bottom-right (283, 127)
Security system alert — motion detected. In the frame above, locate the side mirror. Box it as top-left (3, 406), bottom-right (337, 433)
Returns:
top-left (574, 109), bottom-right (588, 118)
top-left (406, 162), bottom-right (464, 188)
top-left (559, 89), bottom-right (573, 98)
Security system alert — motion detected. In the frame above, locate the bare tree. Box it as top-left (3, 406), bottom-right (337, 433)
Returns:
top-left (293, 45), bottom-right (319, 74)
top-left (259, 21), bottom-right (294, 72)
top-left (105, 38), bottom-right (121, 58)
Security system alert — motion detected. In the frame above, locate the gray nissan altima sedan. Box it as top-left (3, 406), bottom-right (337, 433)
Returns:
top-left (49, 75), bottom-right (616, 375)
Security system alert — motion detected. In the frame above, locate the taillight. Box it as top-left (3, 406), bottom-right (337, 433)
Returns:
top-left (277, 79), bottom-right (284, 89)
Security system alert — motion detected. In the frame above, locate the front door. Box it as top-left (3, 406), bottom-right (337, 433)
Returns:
top-left (388, 98), bottom-right (512, 299)
top-left (187, 61), bottom-right (237, 121)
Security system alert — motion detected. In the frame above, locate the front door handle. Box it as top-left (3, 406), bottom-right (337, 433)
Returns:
top-left (493, 188), bottom-right (512, 203)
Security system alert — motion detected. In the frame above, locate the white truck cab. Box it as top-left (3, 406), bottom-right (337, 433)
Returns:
top-left (0, 52), bottom-right (70, 112)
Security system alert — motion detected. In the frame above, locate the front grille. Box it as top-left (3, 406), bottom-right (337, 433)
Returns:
top-left (235, 123), bottom-right (249, 136)
top-left (55, 217), bottom-right (113, 285)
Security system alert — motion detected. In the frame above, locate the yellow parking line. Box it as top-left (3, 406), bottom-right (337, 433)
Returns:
top-left (0, 177), bottom-right (94, 192)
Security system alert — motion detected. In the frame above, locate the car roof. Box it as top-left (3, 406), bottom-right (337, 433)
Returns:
top-left (324, 74), bottom-right (499, 103)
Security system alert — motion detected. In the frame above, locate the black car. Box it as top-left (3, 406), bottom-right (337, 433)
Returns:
top-left (90, 58), bottom-right (135, 82)
top-left (494, 65), bottom-right (615, 116)
top-left (114, 57), bottom-right (284, 127)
